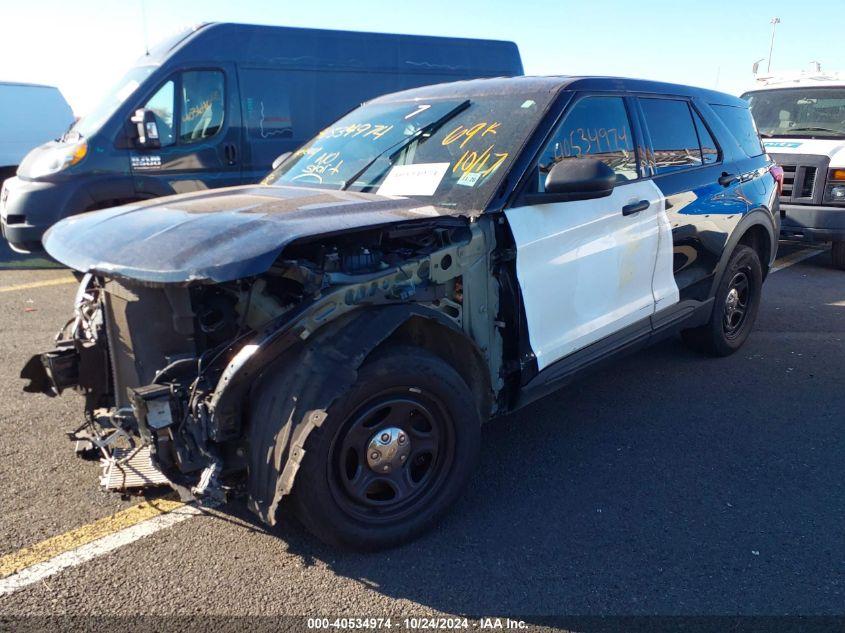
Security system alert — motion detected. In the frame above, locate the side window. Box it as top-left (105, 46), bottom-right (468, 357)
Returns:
top-left (143, 80), bottom-right (175, 147)
top-left (640, 98), bottom-right (702, 174)
top-left (537, 96), bottom-right (638, 190)
top-left (180, 70), bottom-right (225, 144)
top-left (711, 104), bottom-right (764, 157)
top-left (692, 109), bottom-right (719, 165)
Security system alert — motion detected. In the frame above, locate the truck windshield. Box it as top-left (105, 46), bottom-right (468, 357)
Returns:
top-left (264, 92), bottom-right (552, 211)
top-left (744, 87), bottom-right (845, 138)
top-left (69, 66), bottom-right (156, 140)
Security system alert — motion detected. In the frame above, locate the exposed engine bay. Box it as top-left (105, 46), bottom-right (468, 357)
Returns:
top-left (22, 217), bottom-right (504, 517)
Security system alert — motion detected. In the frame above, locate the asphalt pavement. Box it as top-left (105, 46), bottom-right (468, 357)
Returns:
top-left (0, 243), bottom-right (842, 619)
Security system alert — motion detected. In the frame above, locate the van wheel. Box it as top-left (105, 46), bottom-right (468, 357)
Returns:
top-left (285, 345), bottom-right (480, 550)
top-left (832, 240), bottom-right (845, 270)
top-left (681, 244), bottom-right (763, 356)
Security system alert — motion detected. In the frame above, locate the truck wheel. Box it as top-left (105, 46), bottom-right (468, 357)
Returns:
top-left (279, 345), bottom-right (480, 550)
top-left (832, 241), bottom-right (845, 270)
top-left (681, 244), bottom-right (763, 357)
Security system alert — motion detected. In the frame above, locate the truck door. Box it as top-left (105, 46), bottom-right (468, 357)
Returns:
top-left (130, 64), bottom-right (242, 196)
top-left (505, 95), bottom-right (672, 371)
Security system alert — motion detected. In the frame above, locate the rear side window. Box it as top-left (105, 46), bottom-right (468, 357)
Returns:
top-left (692, 109), bottom-right (719, 165)
top-left (640, 98), bottom-right (702, 174)
top-left (711, 104), bottom-right (764, 157)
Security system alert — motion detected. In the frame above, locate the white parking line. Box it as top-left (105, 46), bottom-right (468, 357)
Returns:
top-left (771, 247), bottom-right (826, 273)
top-left (0, 501), bottom-right (211, 596)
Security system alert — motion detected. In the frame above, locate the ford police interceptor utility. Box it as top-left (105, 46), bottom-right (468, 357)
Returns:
top-left (744, 70), bottom-right (845, 268)
top-left (22, 76), bottom-right (779, 550)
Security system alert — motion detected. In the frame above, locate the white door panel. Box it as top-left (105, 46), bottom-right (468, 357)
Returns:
top-left (506, 179), bottom-right (673, 370)
top-left (653, 203), bottom-right (680, 311)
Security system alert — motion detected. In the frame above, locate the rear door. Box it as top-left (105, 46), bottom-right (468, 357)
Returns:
top-left (635, 96), bottom-right (749, 300)
top-left (130, 64), bottom-right (243, 195)
top-left (505, 94), bottom-right (670, 370)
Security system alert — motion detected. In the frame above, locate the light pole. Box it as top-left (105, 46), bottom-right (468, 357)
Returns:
top-left (767, 17), bottom-right (781, 73)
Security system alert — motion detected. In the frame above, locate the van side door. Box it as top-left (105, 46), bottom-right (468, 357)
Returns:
top-left (634, 96), bottom-right (749, 302)
top-left (130, 64), bottom-right (243, 197)
top-left (505, 94), bottom-right (673, 371)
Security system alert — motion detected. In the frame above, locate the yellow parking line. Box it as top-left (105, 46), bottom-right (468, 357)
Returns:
top-left (771, 247), bottom-right (826, 273)
top-left (0, 497), bottom-right (184, 578)
top-left (0, 276), bottom-right (77, 293)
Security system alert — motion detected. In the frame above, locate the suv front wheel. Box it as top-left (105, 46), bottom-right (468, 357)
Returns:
top-left (681, 244), bottom-right (763, 356)
top-left (255, 345), bottom-right (481, 550)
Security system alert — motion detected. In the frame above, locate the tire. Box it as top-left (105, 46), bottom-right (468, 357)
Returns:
top-left (259, 345), bottom-right (481, 550)
top-left (832, 240), bottom-right (845, 270)
top-left (681, 244), bottom-right (763, 357)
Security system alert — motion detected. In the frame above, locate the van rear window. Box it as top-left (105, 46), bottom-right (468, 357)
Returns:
top-left (711, 104), bottom-right (764, 157)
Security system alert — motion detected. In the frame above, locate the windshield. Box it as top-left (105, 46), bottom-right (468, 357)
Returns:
top-left (264, 91), bottom-right (553, 211)
top-left (744, 87), bottom-right (845, 138)
top-left (70, 66), bottom-right (156, 139)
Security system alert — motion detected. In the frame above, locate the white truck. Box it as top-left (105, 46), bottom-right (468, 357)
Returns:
top-left (743, 71), bottom-right (845, 268)
top-left (0, 81), bottom-right (74, 182)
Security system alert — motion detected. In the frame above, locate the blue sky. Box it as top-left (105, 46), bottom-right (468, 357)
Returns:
top-left (3, 0), bottom-right (845, 115)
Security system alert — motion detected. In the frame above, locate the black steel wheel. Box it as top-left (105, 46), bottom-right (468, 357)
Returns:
top-left (289, 345), bottom-right (481, 550)
top-left (681, 244), bottom-right (763, 356)
top-left (722, 269), bottom-right (751, 340)
top-left (330, 391), bottom-right (455, 524)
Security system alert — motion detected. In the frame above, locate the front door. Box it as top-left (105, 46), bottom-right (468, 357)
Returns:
top-left (130, 65), bottom-right (242, 196)
top-left (505, 95), bottom-right (674, 370)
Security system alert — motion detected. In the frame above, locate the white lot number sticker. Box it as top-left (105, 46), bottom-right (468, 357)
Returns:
top-left (378, 163), bottom-right (450, 197)
top-left (457, 172), bottom-right (482, 187)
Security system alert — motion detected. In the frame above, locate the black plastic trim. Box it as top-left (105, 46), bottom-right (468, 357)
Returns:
top-left (513, 298), bottom-right (710, 411)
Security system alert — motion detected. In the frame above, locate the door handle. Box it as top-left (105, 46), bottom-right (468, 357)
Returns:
top-left (718, 172), bottom-right (737, 187)
top-left (622, 200), bottom-right (650, 216)
top-left (224, 143), bottom-right (238, 166)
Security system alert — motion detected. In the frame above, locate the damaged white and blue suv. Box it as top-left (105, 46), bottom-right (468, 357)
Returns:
top-left (22, 76), bottom-right (780, 550)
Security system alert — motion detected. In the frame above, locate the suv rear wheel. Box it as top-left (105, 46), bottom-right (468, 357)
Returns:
top-left (258, 345), bottom-right (481, 550)
top-left (681, 244), bottom-right (763, 356)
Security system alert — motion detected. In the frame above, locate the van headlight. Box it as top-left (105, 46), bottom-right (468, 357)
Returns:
top-left (27, 141), bottom-right (88, 179)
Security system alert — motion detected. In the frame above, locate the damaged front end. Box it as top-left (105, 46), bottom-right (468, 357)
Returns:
top-left (22, 216), bottom-right (497, 519)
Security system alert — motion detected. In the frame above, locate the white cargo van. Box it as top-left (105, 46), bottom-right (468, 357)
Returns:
top-left (744, 71), bottom-right (845, 268)
top-left (0, 82), bottom-right (74, 181)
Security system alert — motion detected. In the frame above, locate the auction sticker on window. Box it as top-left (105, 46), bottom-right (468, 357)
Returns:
top-left (377, 162), bottom-right (450, 196)
top-left (457, 171), bottom-right (482, 187)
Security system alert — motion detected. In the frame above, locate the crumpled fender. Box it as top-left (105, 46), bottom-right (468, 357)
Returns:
top-left (236, 304), bottom-right (465, 525)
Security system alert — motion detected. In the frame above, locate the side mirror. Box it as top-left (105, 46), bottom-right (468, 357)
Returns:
top-left (544, 158), bottom-right (616, 200)
top-left (271, 151), bottom-right (292, 171)
top-left (130, 108), bottom-right (161, 149)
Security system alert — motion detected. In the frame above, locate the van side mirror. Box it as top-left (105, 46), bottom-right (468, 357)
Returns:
top-left (544, 158), bottom-right (616, 200)
top-left (271, 151), bottom-right (291, 171)
top-left (130, 108), bottom-right (161, 149)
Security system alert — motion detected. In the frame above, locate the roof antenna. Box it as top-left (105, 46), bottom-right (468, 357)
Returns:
top-left (141, 0), bottom-right (150, 55)
top-left (766, 17), bottom-right (781, 73)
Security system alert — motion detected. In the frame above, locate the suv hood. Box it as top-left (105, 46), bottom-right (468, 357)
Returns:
top-left (43, 185), bottom-right (458, 284)
top-left (764, 137), bottom-right (845, 163)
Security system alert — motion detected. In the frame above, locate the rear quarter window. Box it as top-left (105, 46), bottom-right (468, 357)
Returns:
top-left (710, 104), bottom-right (764, 157)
